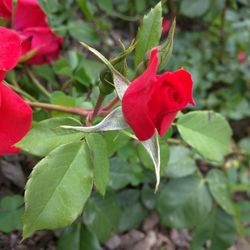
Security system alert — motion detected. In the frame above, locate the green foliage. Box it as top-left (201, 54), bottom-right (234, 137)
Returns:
top-left (117, 189), bottom-right (147, 232)
top-left (23, 142), bottom-right (93, 239)
top-left (180, 0), bottom-right (211, 17)
top-left (16, 117), bottom-right (83, 157)
top-left (57, 223), bottom-right (101, 250)
top-left (0, 196), bottom-right (24, 233)
top-left (85, 133), bottom-right (109, 196)
top-left (207, 169), bottom-right (235, 215)
top-left (134, 2), bottom-right (162, 67)
top-left (191, 208), bottom-right (236, 250)
top-left (157, 175), bottom-right (212, 228)
top-left (158, 18), bottom-right (176, 70)
top-left (2, 1), bottom-right (249, 249)
top-left (83, 192), bottom-right (120, 242)
top-left (165, 146), bottom-right (197, 178)
top-left (109, 157), bottom-right (135, 190)
top-left (177, 111), bottom-right (232, 162)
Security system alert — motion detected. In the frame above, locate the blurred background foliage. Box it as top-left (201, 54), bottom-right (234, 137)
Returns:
top-left (1, 0), bottom-right (250, 249)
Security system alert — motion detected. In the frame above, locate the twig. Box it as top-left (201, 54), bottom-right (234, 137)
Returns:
top-left (25, 67), bottom-right (51, 98)
top-left (102, 96), bottom-right (120, 111)
top-left (26, 101), bottom-right (90, 116)
top-left (4, 81), bottom-right (37, 102)
top-left (87, 93), bottom-right (105, 125)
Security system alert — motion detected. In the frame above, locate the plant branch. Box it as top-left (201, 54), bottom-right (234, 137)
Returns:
top-left (4, 81), bottom-right (37, 102)
top-left (102, 96), bottom-right (120, 111)
top-left (87, 93), bottom-right (106, 125)
top-left (25, 67), bottom-right (51, 98)
top-left (26, 101), bottom-right (90, 116)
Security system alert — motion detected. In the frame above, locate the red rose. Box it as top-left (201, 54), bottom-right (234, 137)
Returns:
top-left (0, 27), bottom-right (32, 155)
top-left (122, 49), bottom-right (195, 141)
top-left (0, 26), bottom-right (22, 78)
top-left (0, 0), bottom-right (63, 65)
top-left (13, 0), bottom-right (48, 31)
top-left (20, 27), bottom-right (63, 65)
top-left (238, 52), bottom-right (246, 63)
top-left (162, 18), bottom-right (171, 34)
top-left (0, 84), bottom-right (32, 155)
top-left (0, 0), bottom-right (12, 20)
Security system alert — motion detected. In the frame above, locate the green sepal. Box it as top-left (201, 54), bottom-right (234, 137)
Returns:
top-left (99, 41), bottom-right (135, 95)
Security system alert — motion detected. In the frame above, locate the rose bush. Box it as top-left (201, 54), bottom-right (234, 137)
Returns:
top-left (0, 27), bottom-right (32, 155)
top-left (0, 0), bottom-right (63, 65)
top-left (122, 48), bottom-right (195, 141)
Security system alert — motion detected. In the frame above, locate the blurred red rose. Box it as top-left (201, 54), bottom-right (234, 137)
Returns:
top-left (0, 0), bottom-right (63, 65)
top-left (238, 52), bottom-right (246, 63)
top-left (0, 0), bottom-right (12, 20)
top-left (162, 18), bottom-right (171, 34)
top-left (13, 0), bottom-right (48, 30)
top-left (0, 26), bottom-right (32, 155)
top-left (0, 26), bottom-right (21, 78)
top-left (20, 27), bottom-right (63, 65)
top-left (122, 49), bottom-right (195, 141)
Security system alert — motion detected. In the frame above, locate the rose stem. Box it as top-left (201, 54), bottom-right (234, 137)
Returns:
top-left (4, 81), bottom-right (37, 102)
top-left (102, 96), bottom-right (120, 111)
top-left (88, 93), bottom-right (106, 124)
top-left (25, 67), bottom-right (51, 98)
top-left (26, 101), bottom-right (90, 116)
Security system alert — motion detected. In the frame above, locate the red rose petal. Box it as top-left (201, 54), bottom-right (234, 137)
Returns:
top-left (0, 71), bottom-right (6, 82)
top-left (14, 0), bottom-right (48, 31)
top-left (0, 0), bottom-right (12, 20)
top-left (0, 82), bottom-right (32, 155)
top-left (0, 27), bottom-right (22, 71)
top-left (122, 49), bottom-right (159, 141)
top-left (20, 27), bottom-right (63, 65)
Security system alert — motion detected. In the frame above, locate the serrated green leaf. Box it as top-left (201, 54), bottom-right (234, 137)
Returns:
top-left (23, 141), bottom-right (93, 239)
top-left (83, 192), bottom-right (120, 242)
top-left (57, 223), bottom-right (101, 250)
top-left (157, 175), bottom-right (212, 228)
top-left (191, 208), bottom-right (236, 250)
top-left (165, 146), bottom-right (197, 178)
top-left (134, 2), bottom-right (162, 67)
top-left (177, 111), bottom-right (232, 162)
top-left (207, 169), bottom-right (235, 215)
top-left (16, 117), bottom-right (83, 157)
top-left (85, 133), bottom-right (109, 196)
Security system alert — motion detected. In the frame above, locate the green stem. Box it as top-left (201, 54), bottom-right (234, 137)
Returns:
top-left (26, 101), bottom-right (90, 116)
top-left (89, 93), bottom-right (106, 123)
top-left (4, 81), bottom-right (37, 102)
top-left (25, 67), bottom-right (51, 98)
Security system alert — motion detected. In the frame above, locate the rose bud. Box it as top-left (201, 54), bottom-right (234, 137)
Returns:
top-left (122, 48), bottom-right (195, 141)
top-left (0, 26), bottom-right (32, 155)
